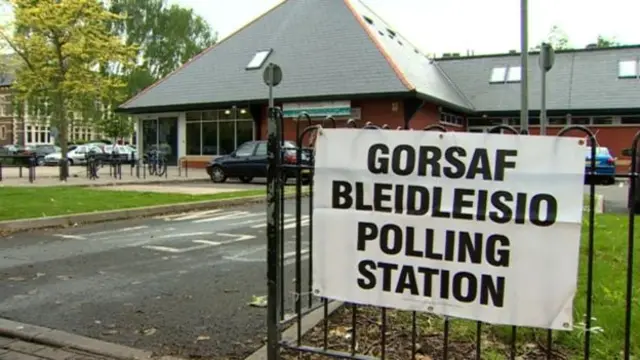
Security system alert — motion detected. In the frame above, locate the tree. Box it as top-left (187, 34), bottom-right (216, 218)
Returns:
top-left (595, 35), bottom-right (620, 48)
top-left (108, 0), bottom-right (217, 97)
top-left (0, 0), bottom-right (136, 174)
top-left (534, 25), bottom-right (570, 50)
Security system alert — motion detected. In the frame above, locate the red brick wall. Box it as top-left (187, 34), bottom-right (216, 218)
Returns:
top-left (408, 103), bottom-right (439, 129)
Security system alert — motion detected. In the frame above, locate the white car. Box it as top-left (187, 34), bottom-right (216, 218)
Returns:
top-left (44, 144), bottom-right (104, 166)
top-left (104, 145), bottom-right (137, 162)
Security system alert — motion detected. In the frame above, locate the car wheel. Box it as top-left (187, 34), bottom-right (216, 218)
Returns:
top-left (210, 166), bottom-right (227, 183)
top-left (67, 158), bottom-right (74, 166)
top-left (36, 157), bottom-right (44, 166)
top-left (239, 176), bottom-right (253, 183)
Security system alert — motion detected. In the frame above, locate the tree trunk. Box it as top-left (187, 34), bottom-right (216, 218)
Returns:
top-left (54, 91), bottom-right (69, 181)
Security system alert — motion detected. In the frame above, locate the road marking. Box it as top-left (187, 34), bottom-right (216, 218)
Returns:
top-left (251, 216), bottom-right (310, 229)
top-left (140, 233), bottom-right (255, 254)
top-left (172, 209), bottom-right (224, 221)
top-left (156, 232), bottom-right (214, 239)
top-left (217, 233), bottom-right (257, 244)
top-left (82, 225), bottom-right (149, 237)
top-left (52, 234), bottom-right (86, 240)
top-left (142, 239), bottom-right (221, 253)
top-left (192, 211), bottom-right (263, 224)
top-left (284, 249), bottom-right (310, 259)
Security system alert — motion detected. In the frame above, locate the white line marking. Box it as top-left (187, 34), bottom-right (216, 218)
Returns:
top-left (284, 249), bottom-right (310, 259)
top-left (53, 234), bottom-right (86, 240)
top-left (192, 211), bottom-right (263, 224)
top-left (82, 225), bottom-right (149, 237)
top-left (142, 239), bottom-right (221, 253)
top-left (192, 240), bottom-right (221, 245)
top-left (156, 232), bottom-right (214, 239)
top-left (172, 209), bottom-right (224, 221)
top-left (217, 233), bottom-right (257, 244)
top-left (251, 216), bottom-right (309, 229)
top-left (282, 220), bottom-right (310, 230)
top-left (228, 218), bottom-right (265, 227)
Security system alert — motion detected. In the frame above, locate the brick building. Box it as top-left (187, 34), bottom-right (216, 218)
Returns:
top-left (117, 0), bottom-right (640, 168)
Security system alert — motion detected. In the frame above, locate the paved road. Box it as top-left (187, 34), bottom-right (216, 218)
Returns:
top-left (0, 199), bottom-right (314, 359)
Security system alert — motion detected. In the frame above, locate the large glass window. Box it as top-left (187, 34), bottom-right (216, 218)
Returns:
top-left (237, 120), bottom-right (254, 146)
top-left (184, 109), bottom-right (255, 156)
top-left (202, 121), bottom-right (218, 155)
top-left (218, 121), bottom-right (235, 155)
top-left (186, 122), bottom-right (201, 155)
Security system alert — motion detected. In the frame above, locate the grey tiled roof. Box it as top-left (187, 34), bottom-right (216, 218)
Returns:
top-left (120, 0), bottom-right (469, 112)
top-left (437, 46), bottom-right (640, 112)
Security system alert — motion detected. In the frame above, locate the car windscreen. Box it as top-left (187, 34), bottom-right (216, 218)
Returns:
top-left (586, 147), bottom-right (610, 157)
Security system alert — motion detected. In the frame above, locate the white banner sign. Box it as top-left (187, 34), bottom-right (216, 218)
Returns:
top-left (312, 129), bottom-right (586, 330)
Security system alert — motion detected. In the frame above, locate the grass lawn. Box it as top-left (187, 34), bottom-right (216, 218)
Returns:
top-left (0, 186), bottom-right (269, 221)
top-left (286, 213), bottom-right (639, 359)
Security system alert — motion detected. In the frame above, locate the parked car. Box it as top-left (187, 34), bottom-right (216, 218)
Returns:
top-left (206, 140), bottom-right (313, 184)
top-left (103, 144), bottom-right (137, 163)
top-left (44, 144), bottom-right (104, 166)
top-left (16, 144), bottom-right (60, 166)
top-left (585, 146), bottom-right (616, 185)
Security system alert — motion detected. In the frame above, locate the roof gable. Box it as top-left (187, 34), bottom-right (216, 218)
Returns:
top-left (438, 47), bottom-right (640, 112)
top-left (120, 0), bottom-right (410, 112)
top-left (120, 0), bottom-right (471, 113)
top-left (348, 0), bottom-right (474, 110)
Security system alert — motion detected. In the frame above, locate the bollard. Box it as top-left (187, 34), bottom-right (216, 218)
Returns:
top-left (143, 159), bottom-right (146, 179)
top-left (178, 158), bottom-right (182, 177)
top-left (19, 165), bottom-right (22, 178)
top-left (0, 162), bottom-right (3, 181)
top-left (118, 160), bottom-right (122, 180)
top-left (185, 159), bottom-right (188, 178)
top-left (165, 158), bottom-right (168, 179)
top-left (136, 159), bottom-right (140, 178)
top-left (28, 157), bottom-right (34, 183)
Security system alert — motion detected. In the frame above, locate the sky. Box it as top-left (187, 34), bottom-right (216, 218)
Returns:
top-left (1, 0), bottom-right (639, 55)
top-left (171, 0), bottom-right (640, 55)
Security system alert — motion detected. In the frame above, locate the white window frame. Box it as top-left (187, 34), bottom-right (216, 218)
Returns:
top-left (506, 66), bottom-right (522, 82)
top-left (490, 67), bottom-right (507, 83)
top-left (246, 49), bottom-right (273, 70)
top-left (618, 60), bottom-right (638, 78)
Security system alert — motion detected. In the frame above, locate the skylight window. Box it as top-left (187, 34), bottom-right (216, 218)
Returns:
top-left (387, 29), bottom-right (396, 38)
top-left (506, 66), bottom-right (522, 82)
top-left (618, 60), bottom-right (638, 78)
top-left (363, 16), bottom-right (374, 25)
top-left (246, 49), bottom-right (272, 70)
top-left (490, 67), bottom-right (507, 83)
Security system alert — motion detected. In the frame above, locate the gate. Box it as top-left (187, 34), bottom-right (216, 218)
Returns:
top-left (265, 106), bottom-right (638, 360)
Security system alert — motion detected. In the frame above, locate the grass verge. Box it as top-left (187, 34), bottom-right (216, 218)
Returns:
top-left (0, 186), bottom-right (272, 221)
top-left (284, 215), bottom-right (639, 359)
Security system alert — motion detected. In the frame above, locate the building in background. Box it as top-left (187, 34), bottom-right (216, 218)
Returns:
top-left (0, 75), bottom-right (137, 146)
top-left (118, 0), bottom-right (640, 169)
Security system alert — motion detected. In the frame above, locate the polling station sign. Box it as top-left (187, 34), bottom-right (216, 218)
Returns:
top-left (311, 129), bottom-right (586, 330)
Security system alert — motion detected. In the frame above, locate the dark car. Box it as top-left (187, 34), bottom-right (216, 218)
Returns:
top-left (16, 144), bottom-right (60, 166)
top-left (206, 140), bottom-right (313, 184)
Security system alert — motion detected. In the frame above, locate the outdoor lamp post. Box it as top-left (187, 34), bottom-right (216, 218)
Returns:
top-left (539, 42), bottom-right (555, 135)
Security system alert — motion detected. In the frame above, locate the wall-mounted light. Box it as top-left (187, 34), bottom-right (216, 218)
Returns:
top-left (240, 109), bottom-right (247, 114)
top-left (224, 110), bottom-right (231, 115)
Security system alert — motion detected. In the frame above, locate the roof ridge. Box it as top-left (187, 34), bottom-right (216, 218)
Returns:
top-left (343, 0), bottom-right (415, 91)
top-left (119, 0), bottom-right (290, 109)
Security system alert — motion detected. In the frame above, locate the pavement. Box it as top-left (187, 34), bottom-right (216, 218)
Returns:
top-left (0, 199), bottom-right (314, 359)
top-left (0, 334), bottom-right (112, 360)
top-left (0, 165), bottom-right (208, 186)
top-left (588, 182), bottom-right (631, 213)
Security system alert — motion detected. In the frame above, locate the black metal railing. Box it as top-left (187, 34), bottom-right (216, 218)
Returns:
top-left (265, 108), bottom-right (637, 360)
